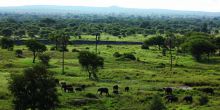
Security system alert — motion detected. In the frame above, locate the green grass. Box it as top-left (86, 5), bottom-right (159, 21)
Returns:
top-left (70, 34), bottom-right (150, 42)
top-left (0, 44), bottom-right (220, 110)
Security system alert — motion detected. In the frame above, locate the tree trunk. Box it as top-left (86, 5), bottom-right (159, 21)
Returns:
top-left (95, 35), bottom-right (98, 54)
top-left (62, 44), bottom-right (65, 74)
top-left (33, 52), bottom-right (36, 63)
top-left (170, 48), bottom-right (173, 71)
top-left (55, 39), bottom-right (58, 50)
top-left (88, 71), bottom-right (92, 79)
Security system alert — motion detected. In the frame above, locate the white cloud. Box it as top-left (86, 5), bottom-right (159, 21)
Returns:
top-left (0, 0), bottom-right (220, 12)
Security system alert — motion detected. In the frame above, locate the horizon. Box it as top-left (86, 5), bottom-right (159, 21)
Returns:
top-left (0, 0), bottom-right (220, 12)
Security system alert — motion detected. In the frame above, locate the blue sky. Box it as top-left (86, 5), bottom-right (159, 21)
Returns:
top-left (0, 0), bottom-right (220, 12)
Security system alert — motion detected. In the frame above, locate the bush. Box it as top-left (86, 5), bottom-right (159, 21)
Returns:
top-left (199, 96), bottom-right (209, 105)
top-left (113, 52), bottom-right (122, 58)
top-left (50, 46), bottom-right (56, 51)
top-left (15, 49), bottom-right (23, 58)
top-left (85, 47), bottom-right (90, 49)
top-left (72, 48), bottom-right (80, 52)
top-left (141, 44), bottom-right (149, 49)
top-left (39, 54), bottom-right (51, 65)
top-left (123, 53), bottom-right (136, 60)
top-left (58, 47), bottom-right (69, 52)
top-left (148, 94), bottom-right (166, 110)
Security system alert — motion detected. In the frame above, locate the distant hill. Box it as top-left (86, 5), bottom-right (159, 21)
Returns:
top-left (0, 5), bottom-right (220, 17)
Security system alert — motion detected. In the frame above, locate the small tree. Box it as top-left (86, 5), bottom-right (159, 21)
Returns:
top-left (165, 33), bottom-right (176, 71)
top-left (148, 94), bottom-right (166, 110)
top-left (144, 35), bottom-right (165, 50)
top-left (26, 40), bottom-right (47, 63)
top-left (0, 37), bottom-right (14, 50)
top-left (39, 54), bottom-right (51, 66)
top-left (8, 64), bottom-right (59, 110)
top-left (15, 49), bottom-right (23, 58)
top-left (78, 51), bottom-right (104, 80)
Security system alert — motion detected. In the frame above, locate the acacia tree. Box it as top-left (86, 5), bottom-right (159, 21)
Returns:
top-left (189, 39), bottom-right (216, 61)
top-left (26, 40), bottom-right (47, 63)
top-left (0, 37), bottom-right (14, 50)
top-left (8, 64), bottom-right (59, 110)
top-left (144, 35), bottom-right (165, 50)
top-left (78, 51), bottom-right (104, 80)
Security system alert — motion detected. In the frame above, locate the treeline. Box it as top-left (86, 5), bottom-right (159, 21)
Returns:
top-left (0, 13), bottom-right (220, 40)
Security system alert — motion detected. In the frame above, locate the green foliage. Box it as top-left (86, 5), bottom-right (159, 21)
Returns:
top-left (38, 54), bottom-right (51, 65)
top-left (122, 53), bottom-right (136, 61)
top-left (78, 51), bottom-right (104, 79)
top-left (15, 49), bottom-right (23, 58)
top-left (0, 37), bottom-right (14, 50)
top-left (141, 44), bottom-right (149, 50)
top-left (8, 64), bottom-right (59, 110)
top-left (144, 35), bottom-right (165, 50)
top-left (113, 52), bottom-right (122, 58)
top-left (148, 94), bottom-right (166, 110)
top-left (1, 28), bottom-right (13, 37)
top-left (25, 39), bottom-right (47, 63)
top-left (183, 39), bottom-right (216, 61)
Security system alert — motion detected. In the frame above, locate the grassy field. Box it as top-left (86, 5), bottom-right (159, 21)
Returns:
top-left (69, 34), bottom-right (149, 42)
top-left (0, 43), bottom-right (220, 110)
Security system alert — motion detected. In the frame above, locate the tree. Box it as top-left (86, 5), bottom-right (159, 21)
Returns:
top-left (78, 51), bottom-right (104, 80)
top-left (39, 54), bottom-right (51, 66)
top-left (14, 30), bottom-right (26, 38)
top-left (188, 39), bottom-right (216, 61)
top-left (165, 33), bottom-right (176, 71)
top-left (0, 37), bottom-right (14, 50)
top-left (1, 28), bottom-right (13, 37)
top-left (8, 64), bottom-right (59, 110)
top-left (26, 40), bottom-right (47, 63)
top-left (144, 35), bottom-right (165, 50)
top-left (57, 31), bottom-right (70, 74)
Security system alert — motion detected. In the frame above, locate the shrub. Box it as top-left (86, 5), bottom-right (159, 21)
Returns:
top-left (58, 47), bottom-right (69, 52)
top-left (85, 47), bottom-right (90, 49)
top-left (39, 54), bottom-right (51, 65)
top-left (199, 96), bottom-right (209, 105)
top-left (141, 44), bottom-right (149, 49)
top-left (15, 49), bottom-right (23, 58)
top-left (50, 46), bottom-right (56, 51)
top-left (148, 94), bottom-right (166, 110)
top-left (123, 53), bottom-right (136, 60)
top-left (106, 45), bottom-right (112, 48)
top-left (113, 52), bottom-right (122, 58)
top-left (72, 48), bottom-right (80, 52)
